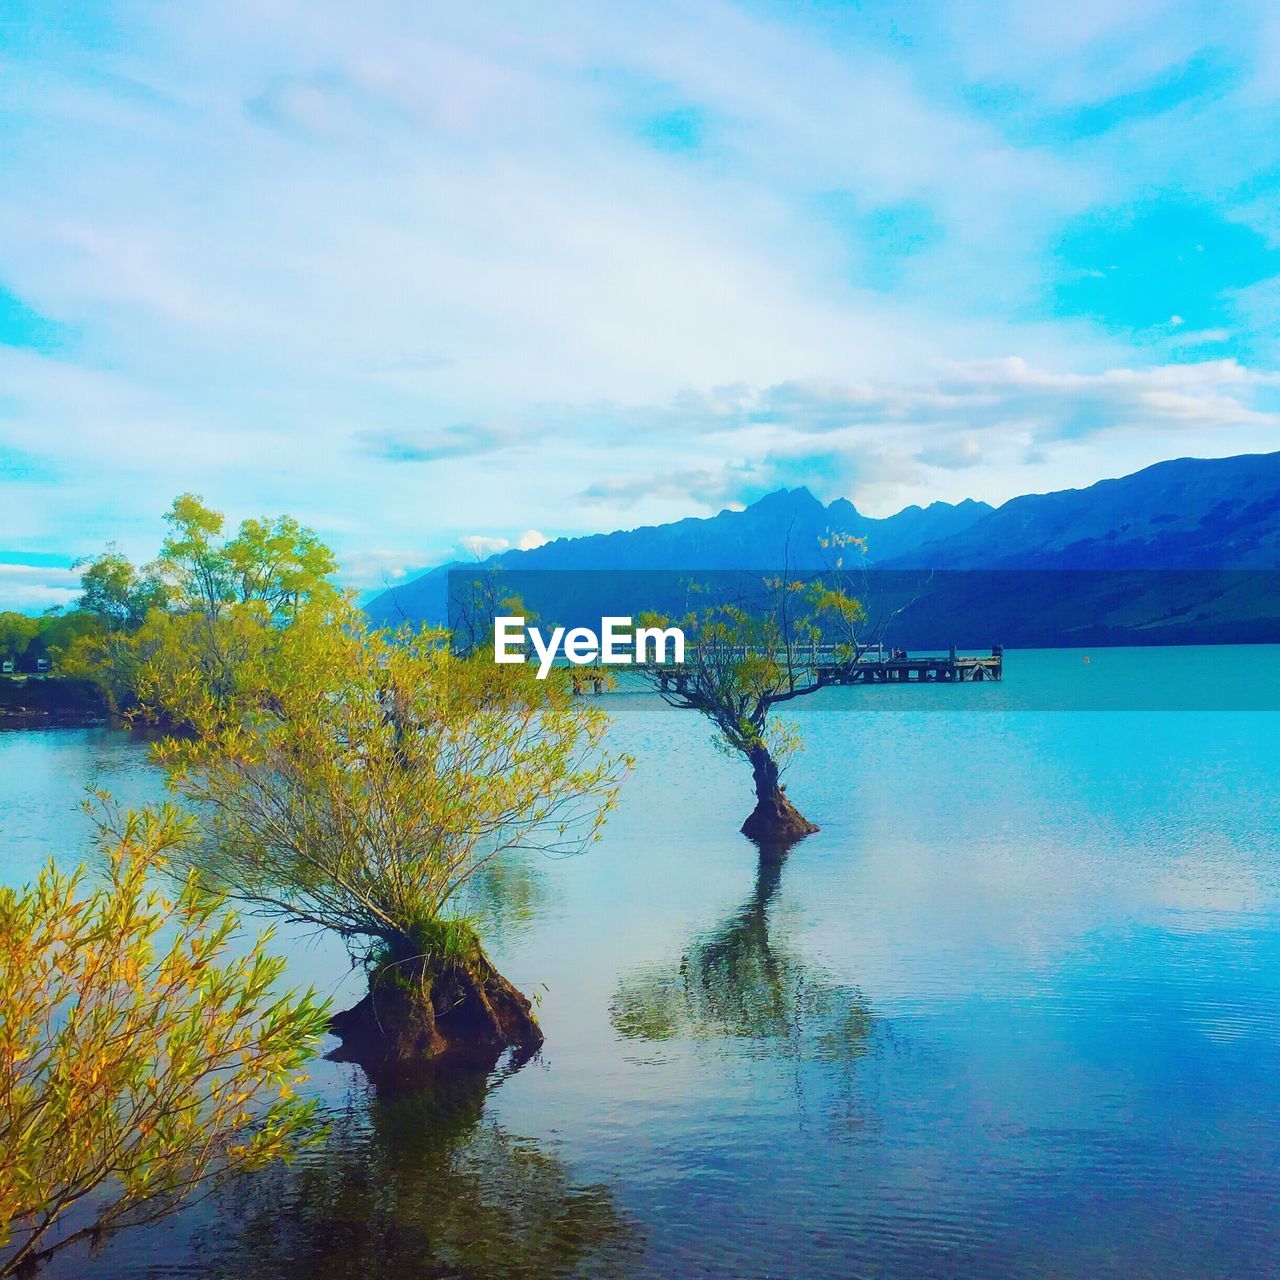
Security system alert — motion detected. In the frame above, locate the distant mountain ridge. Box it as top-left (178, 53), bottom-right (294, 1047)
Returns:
top-left (885, 451), bottom-right (1280, 571)
top-left (482, 488), bottom-right (992, 571)
top-left (365, 451), bottom-right (1280, 629)
top-left (366, 489), bottom-right (993, 626)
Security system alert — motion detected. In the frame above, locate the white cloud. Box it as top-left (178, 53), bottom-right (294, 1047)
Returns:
top-left (457, 535), bottom-right (510, 560)
top-left (573, 355), bottom-right (1280, 513)
top-left (918, 436), bottom-right (984, 469)
top-left (0, 0), bottom-right (1277, 563)
top-left (0, 564), bottom-right (81, 613)
top-left (355, 421), bottom-right (524, 463)
top-left (338, 548), bottom-right (427, 592)
top-left (581, 465), bottom-right (754, 511)
top-left (449, 529), bottom-right (548, 561)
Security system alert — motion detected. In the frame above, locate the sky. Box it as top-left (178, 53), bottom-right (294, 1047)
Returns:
top-left (2, 0), bottom-right (1280, 609)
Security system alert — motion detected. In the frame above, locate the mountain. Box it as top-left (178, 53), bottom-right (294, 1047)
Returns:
top-left (365, 450), bottom-right (1280, 646)
top-left (883, 451), bottom-right (1280, 571)
top-left (366, 490), bottom-right (992, 627)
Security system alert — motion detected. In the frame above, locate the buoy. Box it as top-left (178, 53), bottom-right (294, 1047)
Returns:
top-left (1083, 656), bottom-right (1090, 664)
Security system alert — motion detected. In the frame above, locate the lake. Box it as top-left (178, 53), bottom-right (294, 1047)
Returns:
top-left (3, 646), bottom-right (1279, 1278)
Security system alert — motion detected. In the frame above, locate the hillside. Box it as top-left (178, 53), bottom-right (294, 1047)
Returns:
top-left (883, 452), bottom-right (1280, 571)
top-left (366, 489), bottom-right (992, 627)
top-left (365, 451), bottom-right (1280, 642)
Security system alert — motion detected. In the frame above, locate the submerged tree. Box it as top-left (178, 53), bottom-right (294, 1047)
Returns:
top-left (0, 808), bottom-right (328, 1278)
top-left (153, 603), bottom-right (627, 1073)
top-left (638, 546), bottom-right (876, 840)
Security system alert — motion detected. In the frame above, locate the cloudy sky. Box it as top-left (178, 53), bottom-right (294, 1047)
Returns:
top-left (3, 0), bottom-right (1280, 608)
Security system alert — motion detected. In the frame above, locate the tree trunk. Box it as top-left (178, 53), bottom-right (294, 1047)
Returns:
top-left (329, 935), bottom-right (542, 1084)
top-left (740, 744), bottom-right (818, 842)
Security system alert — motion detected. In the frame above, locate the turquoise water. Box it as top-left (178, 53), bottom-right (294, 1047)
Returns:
top-left (3, 647), bottom-right (1279, 1278)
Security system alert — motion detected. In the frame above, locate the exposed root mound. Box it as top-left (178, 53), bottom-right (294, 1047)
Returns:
top-left (740, 786), bottom-right (819, 843)
top-left (329, 949), bottom-right (543, 1079)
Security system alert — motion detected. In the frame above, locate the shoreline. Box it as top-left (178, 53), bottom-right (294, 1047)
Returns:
top-left (0, 676), bottom-right (111, 730)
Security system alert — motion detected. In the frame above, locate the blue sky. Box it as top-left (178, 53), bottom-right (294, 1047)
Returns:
top-left (2, 0), bottom-right (1280, 608)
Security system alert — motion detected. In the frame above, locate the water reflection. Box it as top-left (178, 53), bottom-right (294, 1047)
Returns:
top-left (194, 1057), bottom-right (642, 1280)
top-left (610, 840), bottom-right (873, 1062)
top-left (465, 851), bottom-right (550, 940)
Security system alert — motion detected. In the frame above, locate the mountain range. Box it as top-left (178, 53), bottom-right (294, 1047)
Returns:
top-left (884, 450), bottom-right (1280, 571)
top-left (366, 451), bottom-right (1280, 636)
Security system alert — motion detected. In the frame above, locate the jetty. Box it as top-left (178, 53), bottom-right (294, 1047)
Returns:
top-left (653, 645), bottom-right (1003, 697)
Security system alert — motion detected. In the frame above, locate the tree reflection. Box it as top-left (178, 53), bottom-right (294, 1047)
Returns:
top-left (194, 1057), bottom-right (641, 1280)
top-left (610, 840), bottom-right (873, 1063)
top-left (464, 851), bottom-right (550, 940)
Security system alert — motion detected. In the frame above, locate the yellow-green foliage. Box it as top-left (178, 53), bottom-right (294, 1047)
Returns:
top-left (61, 494), bottom-right (340, 713)
top-left (0, 808), bottom-right (329, 1278)
top-left (643, 569), bottom-right (867, 763)
top-left (149, 602), bottom-right (628, 960)
top-left (0, 611), bottom-right (101, 666)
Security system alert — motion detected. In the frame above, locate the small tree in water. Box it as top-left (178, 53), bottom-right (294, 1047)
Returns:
top-left (152, 603), bottom-right (626, 1074)
top-left (640, 548), bottom-right (876, 841)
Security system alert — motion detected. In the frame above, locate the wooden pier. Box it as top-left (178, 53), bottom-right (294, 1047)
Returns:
top-left (653, 647), bottom-right (1002, 696)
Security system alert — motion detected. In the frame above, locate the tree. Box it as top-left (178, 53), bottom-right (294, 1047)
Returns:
top-left (151, 603), bottom-right (627, 1073)
top-left (0, 616), bottom-right (39, 665)
top-left (35, 609), bottom-right (101, 663)
top-left (0, 611), bottom-right (99, 667)
top-left (0, 807), bottom-right (328, 1278)
top-left (639, 547), bottom-right (872, 840)
top-left (156, 496), bottom-right (338, 622)
top-left (448, 569), bottom-right (536, 656)
top-left (75, 549), bottom-right (169, 631)
top-left (63, 496), bottom-right (340, 715)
